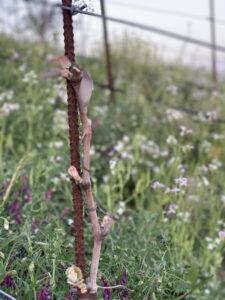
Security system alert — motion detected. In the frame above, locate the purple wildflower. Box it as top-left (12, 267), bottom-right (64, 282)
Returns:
top-left (174, 177), bottom-right (188, 187)
top-left (21, 176), bottom-right (32, 203)
top-left (219, 231), bottom-right (225, 240)
top-left (151, 181), bottom-right (165, 190)
top-left (24, 189), bottom-right (32, 203)
top-left (167, 204), bottom-right (178, 215)
top-left (120, 271), bottom-right (129, 300)
top-left (1, 275), bottom-right (16, 290)
top-left (37, 287), bottom-right (52, 300)
top-left (61, 208), bottom-right (69, 219)
top-left (44, 190), bottom-right (54, 201)
top-left (101, 276), bottom-right (111, 300)
top-left (64, 288), bottom-right (77, 300)
top-left (8, 200), bottom-right (22, 224)
top-left (121, 271), bottom-right (127, 286)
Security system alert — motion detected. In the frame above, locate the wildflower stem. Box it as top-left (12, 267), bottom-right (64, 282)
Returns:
top-left (2, 155), bottom-right (28, 207)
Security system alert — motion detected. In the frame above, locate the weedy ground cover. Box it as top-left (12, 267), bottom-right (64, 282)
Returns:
top-left (1, 34), bottom-right (225, 299)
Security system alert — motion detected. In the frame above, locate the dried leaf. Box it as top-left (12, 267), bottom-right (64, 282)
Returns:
top-left (65, 265), bottom-right (87, 294)
top-left (78, 70), bottom-right (93, 113)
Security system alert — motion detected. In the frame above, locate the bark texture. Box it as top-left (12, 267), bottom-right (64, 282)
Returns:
top-left (62, 0), bottom-right (86, 273)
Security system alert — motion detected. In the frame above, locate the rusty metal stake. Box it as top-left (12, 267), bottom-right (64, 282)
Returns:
top-left (62, 0), bottom-right (86, 273)
top-left (100, 0), bottom-right (115, 101)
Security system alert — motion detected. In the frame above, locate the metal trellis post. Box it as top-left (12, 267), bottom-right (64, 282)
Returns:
top-left (100, 0), bottom-right (115, 100)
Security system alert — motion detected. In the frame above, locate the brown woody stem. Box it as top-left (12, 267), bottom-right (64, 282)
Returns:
top-left (68, 113), bottom-right (115, 294)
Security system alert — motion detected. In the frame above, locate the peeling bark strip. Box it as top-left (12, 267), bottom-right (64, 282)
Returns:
top-left (62, 0), bottom-right (86, 273)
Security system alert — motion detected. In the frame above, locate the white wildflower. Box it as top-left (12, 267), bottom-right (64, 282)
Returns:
top-left (1, 103), bottom-right (20, 116)
top-left (167, 204), bottom-right (178, 215)
top-left (197, 177), bottom-right (210, 187)
top-left (207, 243), bottom-right (215, 250)
top-left (166, 84), bottom-right (177, 96)
top-left (178, 164), bottom-right (186, 173)
top-left (103, 175), bottom-right (108, 183)
top-left (202, 177), bottom-right (210, 187)
top-left (67, 219), bottom-right (73, 226)
top-left (116, 201), bottom-right (125, 216)
top-left (175, 177), bottom-right (188, 187)
top-left (55, 83), bottom-right (67, 103)
top-left (55, 156), bottom-right (62, 162)
top-left (166, 135), bottom-right (177, 145)
top-left (90, 145), bottom-right (96, 156)
top-left (151, 181), bottom-right (165, 190)
top-left (109, 159), bottom-right (117, 170)
top-left (205, 111), bottom-right (217, 121)
top-left (95, 105), bottom-right (108, 115)
top-left (48, 97), bottom-right (56, 105)
top-left (141, 140), bottom-right (160, 159)
top-left (121, 151), bottom-right (132, 159)
top-left (122, 135), bottom-right (129, 143)
top-left (53, 109), bottom-right (68, 131)
top-left (211, 133), bottom-right (224, 140)
top-left (153, 166), bottom-right (160, 174)
top-left (49, 141), bottom-right (64, 149)
top-left (114, 140), bottom-right (124, 152)
top-left (179, 126), bottom-right (193, 137)
top-left (177, 211), bottom-right (190, 222)
top-left (0, 90), bottom-right (14, 102)
top-left (166, 109), bottom-right (183, 121)
top-left (188, 195), bottom-right (199, 202)
top-left (3, 218), bottom-right (9, 230)
top-left (201, 141), bottom-right (212, 153)
top-left (181, 144), bottom-right (194, 152)
top-left (205, 237), bottom-right (212, 242)
top-left (221, 195), bottom-right (225, 204)
top-left (160, 149), bottom-right (169, 157)
top-left (165, 187), bottom-right (180, 194)
top-left (197, 165), bottom-right (209, 174)
top-left (60, 172), bottom-right (70, 182)
top-left (22, 70), bottom-right (38, 85)
top-left (51, 177), bottom-right (60, 185)
top-left (208, 159), bottom-right (222, 171)
top-left (211, 90), bottom-right (220, 98)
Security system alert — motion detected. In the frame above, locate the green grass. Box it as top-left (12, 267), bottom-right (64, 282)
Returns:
top-left (1, 34), bottom-right (225, 299)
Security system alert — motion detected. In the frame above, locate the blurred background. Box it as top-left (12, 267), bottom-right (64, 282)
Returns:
top-left (1, 0), bottom-right (225, 77)
top-left (2, 1), bottom-right (225, 299)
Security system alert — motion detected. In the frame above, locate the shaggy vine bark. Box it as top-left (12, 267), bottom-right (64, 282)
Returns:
top-left (61, 0), bottom-right (86, 274)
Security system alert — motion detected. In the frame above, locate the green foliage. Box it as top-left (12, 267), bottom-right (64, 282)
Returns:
top-left (1, 34), bottom-right (225, 299)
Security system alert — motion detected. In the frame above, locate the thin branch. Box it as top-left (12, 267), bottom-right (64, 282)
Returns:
top-left (56, 54), bottom-right (115, 294)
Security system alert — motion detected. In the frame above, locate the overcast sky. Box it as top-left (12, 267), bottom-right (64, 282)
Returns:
top-left (1, 0), bottom-right (225, 72)
top-left (76, 0), bottom-right (225, 72)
